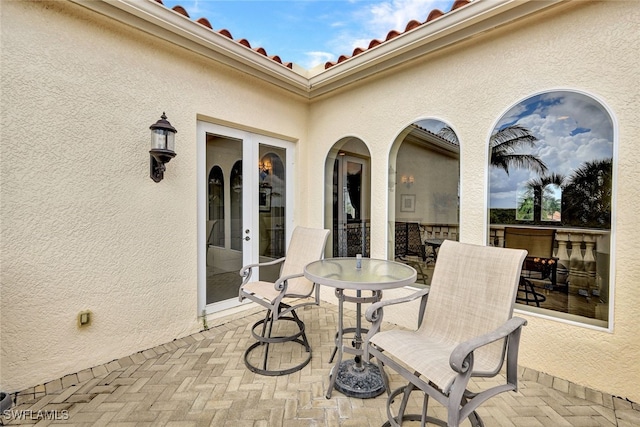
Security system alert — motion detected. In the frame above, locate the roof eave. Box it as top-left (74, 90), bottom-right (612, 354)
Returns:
top-left (69, 0), bottom-right (568, 100)
top-left (69, 0), bottom-right (312, 98)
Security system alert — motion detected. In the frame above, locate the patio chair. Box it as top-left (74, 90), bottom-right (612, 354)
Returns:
top-left (395, 222), bottom-right (429, 284)
top-left (238, 226), bottom-right (329, 376)
top-left (365, 240), bottom-right (527, 426)
top-left (504, 227), bottom-right (558, 305)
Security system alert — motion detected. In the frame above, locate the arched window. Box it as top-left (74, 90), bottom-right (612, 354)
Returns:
top-left (323, 138), bottom-right (371, 258)
top-left (389, 119), bottom-right (460, 286)
top-left (488, 91), bottom-right (614, 327)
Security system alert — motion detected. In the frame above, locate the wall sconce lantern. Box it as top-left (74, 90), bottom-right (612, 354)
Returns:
top-left (401, 174), bottom-right (415, 187)
top-left (258, 159), bottom-right (272, 174)
top-left (149, 112), bottom-right (177, 183)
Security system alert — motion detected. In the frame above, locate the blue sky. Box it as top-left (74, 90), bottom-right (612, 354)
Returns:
top-left (161, 0), bottom-right (456, 69)
top-left (490, 92), bottom-right (614, 209)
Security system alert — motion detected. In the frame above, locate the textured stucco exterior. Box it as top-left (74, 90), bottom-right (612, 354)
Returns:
top-left (310, 1), bottom-right (640, 403)
top-left (0, 0), bottom-right (307, 393)
top-left (2, 0), bottom-right (639, 405)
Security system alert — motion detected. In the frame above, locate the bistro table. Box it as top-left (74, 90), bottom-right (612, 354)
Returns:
top-left (304, 257), bottom-right (417, 399)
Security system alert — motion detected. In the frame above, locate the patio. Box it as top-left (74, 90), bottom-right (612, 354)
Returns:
top-left (5, 303), bottom-right (638, 426)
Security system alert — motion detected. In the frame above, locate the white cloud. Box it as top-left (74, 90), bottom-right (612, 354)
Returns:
top-left (327, 0), bottom-right (454, 57)
top-left (173, 0), bottom-right (201, 16)
top-left (492, 92), bottom-right (614, 208)
top-left (365, 0), bottom-right (453, 36)
top-left (302, 51), bottom-right (335, 69)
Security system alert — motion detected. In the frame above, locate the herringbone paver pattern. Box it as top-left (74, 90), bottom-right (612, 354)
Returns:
top-left (4, 303), bottom-right (639, 426)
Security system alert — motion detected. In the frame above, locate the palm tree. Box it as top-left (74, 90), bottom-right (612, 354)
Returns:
top-left (490, 125), bottom-right (547, 175)
top-left (437, 124), bottom-right (548, 175)
top-left (562, 158), bottom-right (612, 228)
top-left (518, 173), bottom-right (565, 222)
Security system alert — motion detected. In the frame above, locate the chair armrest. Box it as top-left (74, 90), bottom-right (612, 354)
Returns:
top-left (273, 272), bottom-right (304, 292)
top-left (239, 257), bottom-right (286, 280)
top-left (365, 287), bottom-right (430, 323)
top-left (364, 287), bottom-right (431, 362)
top-left (449, 317), bottom-right (527, 373)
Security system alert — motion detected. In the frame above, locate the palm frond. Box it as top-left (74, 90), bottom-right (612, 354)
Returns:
top-left (436, 126), bottom-right (459, 144)
top-left (491, 153), bottom-right (548, 175)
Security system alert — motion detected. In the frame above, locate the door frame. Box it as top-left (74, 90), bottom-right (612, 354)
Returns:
top-left (197, 121), bottom-right (295, 315)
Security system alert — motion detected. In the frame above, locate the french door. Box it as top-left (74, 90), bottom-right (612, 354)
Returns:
top-left (197, 122), bottom-right (294, 314)
top-left (334, 155), bottom-right (370, 256)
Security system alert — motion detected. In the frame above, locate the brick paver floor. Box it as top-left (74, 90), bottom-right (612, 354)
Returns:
top-left (4, 303), bottom-right (639, 426)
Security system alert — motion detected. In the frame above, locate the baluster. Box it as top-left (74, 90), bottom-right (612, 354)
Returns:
top-left (555, 232), bottom-right (570, 288)
top-left (583, 234), bottom-right (597, 292)
top-left (568, 234), bottom-right (587, 295)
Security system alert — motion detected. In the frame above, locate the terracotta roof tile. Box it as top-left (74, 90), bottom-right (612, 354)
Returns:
top-left (218, 29), bottom-right (233, 39)
top-left (155, 0), bottom-right (471, 71)
top-left (324, 0), bottom-right (471, 70)
top-left (196, 17), bottom-right (212, 29)
top-left (154, 0), bottom-right (294, 69)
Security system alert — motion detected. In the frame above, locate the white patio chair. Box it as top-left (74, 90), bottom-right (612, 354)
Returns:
top-left (239, 226), bottom-right (329, 376)
top-left (365, 240), bottom-right (527, 426)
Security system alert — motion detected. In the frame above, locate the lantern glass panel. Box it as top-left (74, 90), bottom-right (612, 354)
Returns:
top-left (151, 129), bottom-right (167, 150)
top-left (166, 131), bottom-right (175, 152)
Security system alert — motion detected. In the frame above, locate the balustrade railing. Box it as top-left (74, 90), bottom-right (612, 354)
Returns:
top-left (490, 225), bottom-right (610, 301)
top-left (333, 220), bottom-right (370, 257)
top-left (331, 222), bottom-right (609, 304)
top-left (422, 224), bottom-right (459, 240)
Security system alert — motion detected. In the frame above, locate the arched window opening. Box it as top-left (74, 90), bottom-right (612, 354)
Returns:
top-left (323, 138), bottom-right (371, 258)
top-left (489, 91), bottom-right (614, 327)
top-left (389, 120), bottom-right (460, 286)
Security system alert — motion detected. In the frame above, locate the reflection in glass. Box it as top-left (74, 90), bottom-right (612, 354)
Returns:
top-left (390, 120), bottom-right (460, 286)
top-left (230, 161), bottom-right (243, 251)
top-left (516, 186), bottom-right (533, 221)
top-left (542, 184), bottom-right (562, 222)
top-left (488, 91), bottom-right (613, 326)
top-left (205, 135), bottom-right (243, 305)
top-left (325, 139), bottom-right (371, 258)
top-left (258, 148), bottom-right (286, 282)
top-left (208, 166), bottom-right (225, 247)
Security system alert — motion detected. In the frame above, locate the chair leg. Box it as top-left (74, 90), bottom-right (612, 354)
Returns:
top-left (261, 310), bottom-right (275, 371)
top-left (384, 383), bottom-right (446, 427)
top-left (468, 411), bottom-right (484, 427)
top-left (244, 306), bottom-right (312, 376)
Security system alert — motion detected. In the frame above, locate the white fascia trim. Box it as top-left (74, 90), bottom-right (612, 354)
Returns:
top-left (70, 0), bottom-right (566, 99)
top-left (69, 0), bottom-right (311, 97)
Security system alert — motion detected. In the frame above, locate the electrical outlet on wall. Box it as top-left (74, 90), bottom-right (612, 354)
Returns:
top-left (77, 310), bottom-right (92, 328)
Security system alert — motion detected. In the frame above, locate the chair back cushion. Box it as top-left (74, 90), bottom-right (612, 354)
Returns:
top-left (280, 227), bottom-right (330, 297)
top-left (419, 240), bottom-right (527, 373)
top-left (504, 227), bottom-right (554, 259)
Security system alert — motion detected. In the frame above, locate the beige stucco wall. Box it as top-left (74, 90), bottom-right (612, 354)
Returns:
top-left (0, 0), bottom-right (307, 392)
top-left (310, 1), bottom-right (639, 403)
top-left (2, 0), bottom-right (639, 406)
top-left (395, 141), bottom-right (459, 225)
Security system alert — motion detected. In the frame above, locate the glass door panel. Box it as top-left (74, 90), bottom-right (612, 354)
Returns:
top-left (258, 145), bottom-right (287, 282)
top-left (198, 121), bottom-right (295, 314)
top-left (205, 135), bottom-right (243, 305)
top-left (334, 155), bottom-right (369, 257)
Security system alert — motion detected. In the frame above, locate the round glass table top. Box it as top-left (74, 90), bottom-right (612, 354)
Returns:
top-left (304, 257), bottom-right (417, 290)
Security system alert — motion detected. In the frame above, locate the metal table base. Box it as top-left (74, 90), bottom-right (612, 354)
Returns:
top-left (327, 288), bottom-right (385, 399)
